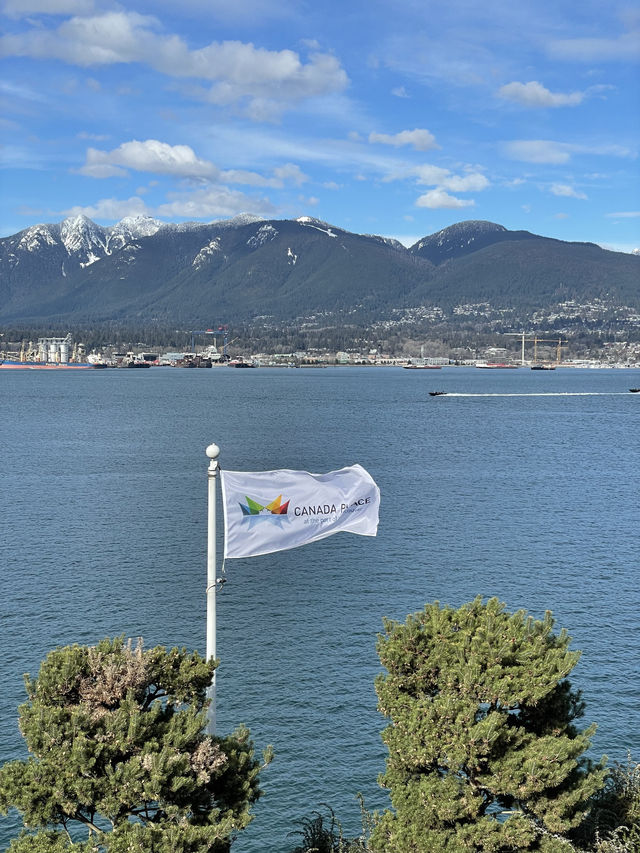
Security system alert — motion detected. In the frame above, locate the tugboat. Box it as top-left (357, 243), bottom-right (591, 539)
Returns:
top-left (630, 388), bottom-right (640, 393)
top-left (429, 391), bottom-right (447, 396)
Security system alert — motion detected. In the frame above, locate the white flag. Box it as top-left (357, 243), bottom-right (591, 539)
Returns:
top-left (220, 464), bottom-right (380, 559)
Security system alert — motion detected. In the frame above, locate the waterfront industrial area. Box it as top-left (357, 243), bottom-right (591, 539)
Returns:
top-left (2, 331), bottom-right (640, 370)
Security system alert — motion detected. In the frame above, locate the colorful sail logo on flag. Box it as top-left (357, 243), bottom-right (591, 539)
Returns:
top-left (220, 464), bottom-right (380, 559)
top-left (240, 495), bottom-right (290, 516)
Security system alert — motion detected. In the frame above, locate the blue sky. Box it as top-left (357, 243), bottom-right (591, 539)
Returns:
top-left (1, 0), bottom-right (639, 251)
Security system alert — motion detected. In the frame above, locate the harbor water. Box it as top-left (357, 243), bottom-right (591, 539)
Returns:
top-left (1, 366), bottom-right (639, 850)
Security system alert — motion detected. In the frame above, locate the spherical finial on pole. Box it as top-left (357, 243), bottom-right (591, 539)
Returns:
top-left (206, 443), bottom-right (220, 460)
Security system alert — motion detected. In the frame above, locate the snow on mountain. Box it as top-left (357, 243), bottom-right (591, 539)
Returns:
top-left (109, 215), bottom-right (162, 240)
top-left (16, 224), bottom-right (58, 253)
top-left (410, 220), bottom-right (532, 265)
top-left (414, 220), bottom-right (507, 253)
top-left (247, 224), bottom-right (278, 248)
top-left (211, 213), bottom-right (265, 229)
top-left (193, 237), bottom-right (223, 269)
top-left (60, 215), bottom-right (110, 266)
top-left (171, 221), bottom-right (211, 233)
top-left (365, 234), bottom-right (406, 251)
top-left (103, 216), bottom-right (163, 255)
top-left (2, 214), bottom-right (638, 328)
top-left (296, 217), bottom-right (338, 237)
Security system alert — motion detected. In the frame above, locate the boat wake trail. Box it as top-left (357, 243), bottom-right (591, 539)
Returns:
top-left (443, 392), bottom-right (629, 397)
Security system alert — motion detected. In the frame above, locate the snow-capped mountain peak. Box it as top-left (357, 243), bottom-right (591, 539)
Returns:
top-left (109, 215), bottom-right (163, 239)
top-left (16, 223), bottom-right (58, 253)
top-left (410, 219), bottom-right (530, 265)
top-left (211, 213), bottom-right (265, 229)
top-left (60, 215), bottom-right (108, 259)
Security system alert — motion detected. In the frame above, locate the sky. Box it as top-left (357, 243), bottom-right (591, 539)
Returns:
top-left (1, 0), bottom-right (639, 252)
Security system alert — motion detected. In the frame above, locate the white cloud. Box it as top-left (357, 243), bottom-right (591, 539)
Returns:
top-left (273, 163), bottom-right (308, 186)
top-left (219, 162), bottom-right (308, 187)
top-left (411, 164), bottom-right (451, 185)
top-left (391, 86), bottom-right (409, 98)
top-left (216, 168), bottom-right (272, 186)
top-left (369, 128), bottom-right (439, 151)
top-left (157, 186), bottom-right (276, 219)
top-left (0, 12), bottom-right (348, 118)
top-left (415, 189), bottom-right (475, 209)
top-left (78, 162), bottom-right (128, 178)
top-left (550, 183), bottom-right (587, 200)
top-left (441, 172), bottom-right (489, 192)
top-left (583, 143), bottom-right (634, 158)
top-left (383, 161), bottom-right (489, 208)
top-left (504, 139), bottom-right (633, 164)
top-left (63, 185), bottom-right (276, 221)
top-left (388, 163), bottom-right (488, 192)
top-left (64, 196), bottom-right (149, 220)
top-left (549, 30), bottom-right (640, 62)
top-left (78, 139), bottom-right (219, 179)
top-left (504, 140), bottom-right (572, 164)
top-left (605, 210), bottom-right (640, 218)
top-left (498, 81), bottom-right (585, 108)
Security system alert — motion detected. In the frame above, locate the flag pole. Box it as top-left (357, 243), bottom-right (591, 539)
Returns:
top-left (205, 442), bottom-right (220, 735)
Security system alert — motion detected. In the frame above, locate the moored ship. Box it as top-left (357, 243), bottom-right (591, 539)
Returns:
top-left (403, 362), bottom-right (442, 369)
top-left (227, 357), bottom-right (258, 368)
top-left (475, 362), bottom-right (519, 368)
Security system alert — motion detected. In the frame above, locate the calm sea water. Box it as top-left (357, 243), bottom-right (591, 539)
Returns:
top-left (1, 366), bottom-right (639, 851)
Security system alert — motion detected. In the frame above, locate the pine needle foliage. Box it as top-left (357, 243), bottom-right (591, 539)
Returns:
top-left (287, 804), bottom-right (368, 853)
top-left (370, 597), bottom-right (608, 852)
top-left (585, 756), bottom-right (640, 852)
top-left (0, 637), bottom-right (265, 852)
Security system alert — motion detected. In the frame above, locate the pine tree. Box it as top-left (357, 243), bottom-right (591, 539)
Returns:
top-left (370, 597), bottom-right (608, 852)
top-left (0, 637), bottom-right (267, 852)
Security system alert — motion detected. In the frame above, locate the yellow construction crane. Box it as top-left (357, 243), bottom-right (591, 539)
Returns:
top-left (504, 332), bottom-right (549, 364)
top-left (531, 336), bottom-right (555, 364)
top-left (533, 337), bottom-right (568, 364)
top-left (553, 338), bottom-right (568, 364)
top-left (505, 333), bottom-right (568, 365)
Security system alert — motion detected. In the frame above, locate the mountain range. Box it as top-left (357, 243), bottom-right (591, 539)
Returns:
top-left (1, 215), bottom-right (638, 329)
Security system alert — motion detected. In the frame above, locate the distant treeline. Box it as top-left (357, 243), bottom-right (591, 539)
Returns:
top-left (2, 320), bottom-right (638, 361)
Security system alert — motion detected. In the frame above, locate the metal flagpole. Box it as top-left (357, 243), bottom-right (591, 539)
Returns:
top-left (205, 442), bottom-right (220, 735)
